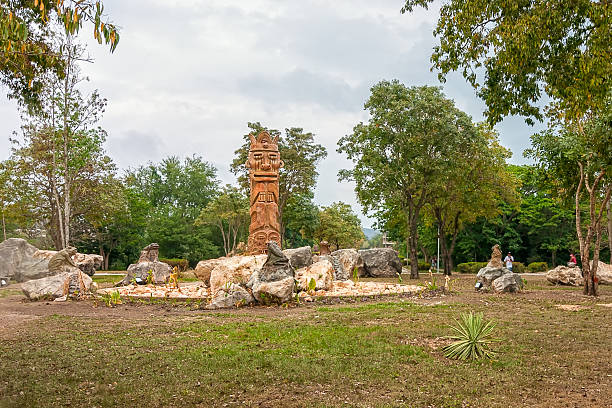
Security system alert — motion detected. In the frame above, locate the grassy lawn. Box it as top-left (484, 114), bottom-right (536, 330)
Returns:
top-left (1, 275), bottom-right (611, 407)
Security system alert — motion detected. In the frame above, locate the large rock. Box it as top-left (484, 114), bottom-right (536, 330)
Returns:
top-left (0, 238), bottom-right (48, 282)
top-left (358, 248), bottom-right (402, 278)
top-left (21, 271), bottom-right (96, 300)
top-left (32, 250), bottom-right (102, 276)
top-left (283, 246), bottom-right (313, 270)
top-left (591, 261), bottom-right (612, 285)
top-left (116, 261), bottom-right (172, 286)
top-left (246, 242), bottom-right (295, 304)
top-left (330, 248), bottom-right (365, 280)
top-left (546, 265), bottom-right (583, 286)
top-left (295, 260), bottom-right (334, 291)
top-left (476, 266), bottom-right (523, 293)
top-left (206, 283), bottom-right (254, 309)
top-left (209, 255), bottom-right (266, 295)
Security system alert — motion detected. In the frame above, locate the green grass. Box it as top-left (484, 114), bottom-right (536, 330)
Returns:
top-left (1, 276), bottom-right (611, 407)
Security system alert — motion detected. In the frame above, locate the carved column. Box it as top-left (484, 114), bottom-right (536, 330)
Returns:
top-left (245, 131), bottom-right (284, 254)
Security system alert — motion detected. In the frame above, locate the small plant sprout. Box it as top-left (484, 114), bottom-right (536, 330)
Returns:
top-left (146, 269), bottom-right (154, 285)
top-left (352, 266), bottom-right (359, 282)
top-left (396, 271), bottom-right (403, 283)
top-left (308, 278), bottom-right (317, 294)
top-left (442, 312), bottom-right (498, 361)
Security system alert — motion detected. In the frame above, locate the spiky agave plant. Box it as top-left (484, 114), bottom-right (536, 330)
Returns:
top-left (442, 312), bottom-right (497, 361)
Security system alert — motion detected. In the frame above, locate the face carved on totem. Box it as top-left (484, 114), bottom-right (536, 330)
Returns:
top-left (246, 131), bottom-right (283, 181)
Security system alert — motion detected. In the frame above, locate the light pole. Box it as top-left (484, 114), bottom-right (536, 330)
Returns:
top-left (437, 225), bottom-right (440, 273)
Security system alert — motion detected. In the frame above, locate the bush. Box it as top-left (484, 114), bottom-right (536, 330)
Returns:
top-left (526, 262), bottom-right (548, 273)
top-left (456, 262), bottom-right (487, 274)
top-left (442, 312), bottom-right (497, 361)
top-left (512, 262), bottom-right (525, 274)
top-left (160, 258), bottom-right (189, 271)
top-left (418, 261), bottom-right (430, 271)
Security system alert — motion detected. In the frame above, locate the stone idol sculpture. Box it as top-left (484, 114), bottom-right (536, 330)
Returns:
top-left (245, 131), bottom-right (284, 254)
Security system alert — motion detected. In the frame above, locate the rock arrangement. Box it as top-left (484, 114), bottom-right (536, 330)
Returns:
top-left (247, 242), bottom-right (295, 304)
top-left (0, 238), bottom-right (102, 283)
top-left (21, 270), bottom-right (97, 301)
top-left (475, 244), bottom-right (523, 293)
top-left (358, 248), bottom-right (402, 278)
top-left (546, 265), bottom-right (583, 286)
top-left (546, 261), bottom-right (612, 286)
top-left (116, 243), bottom-right (172, 286)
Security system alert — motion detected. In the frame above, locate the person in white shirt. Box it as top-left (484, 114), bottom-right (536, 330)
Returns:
top-left (504, 252), bottom-right (514, 271)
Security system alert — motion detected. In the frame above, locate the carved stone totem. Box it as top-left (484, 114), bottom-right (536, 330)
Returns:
top-left (246, 131), bottom-right (284, 254)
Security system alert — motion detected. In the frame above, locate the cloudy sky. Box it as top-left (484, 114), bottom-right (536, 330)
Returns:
top-left (0, 0), bottom-right (542, 227)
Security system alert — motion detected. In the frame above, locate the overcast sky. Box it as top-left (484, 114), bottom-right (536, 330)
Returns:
top-left (0, 0), bottom-right (542, 228)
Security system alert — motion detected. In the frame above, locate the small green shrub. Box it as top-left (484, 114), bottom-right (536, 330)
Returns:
top-left (526, 262), bottom-right (548, 273)
top-left (417, 261), bottom-right (430, 271)
top-left (512, 262), bottom-right (525, 273)
top-left (160, 258), bottom-right (189, 271)
top-left (456, 262), bottom-right (487, 274)
top-left (442, 312), bottom-right (497, 361)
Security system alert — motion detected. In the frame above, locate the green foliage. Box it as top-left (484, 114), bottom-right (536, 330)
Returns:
top-left (100, 290), bottom-right (122, 307)
top-left (526, 262), bottom-right (548, 273)
top-left (456, 262), bottom-right (487, 274)
top-left (159, 258), bottom-right (189, 272)
top-left (402, 0), bottom-right (612, 124)
top-left (308, 278), bottom-right (316, 292)
top-left (338, 81), bottom-right (485, 278)
top-left (511, 262), bottom-right (525, 274)
top-left (315, 202), bottom-right (364, 250)
top-left (442, 312), bottom-right (497, 361)
top-left (146, 270), bottom-right (153, 285)
top-left (352, 266), bottom-right (359, 282)
top-left (195, 185), bottom-right (249, 256)
top-left (126, 156), bottom-right (221, 265)
top-left (283, 192), bottom-right (319, 248)
top-left (0, 1), bottom-right (120, 109)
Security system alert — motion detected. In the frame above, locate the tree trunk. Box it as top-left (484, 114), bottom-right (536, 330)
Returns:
top-left (420, 244), bottom-right (429, 264)
top-left (408, 221), bottom-right (419, 279)
top-left (1, 208), bottom-right (5, 241)
top-left (551, 249), bottom-right (556, 267)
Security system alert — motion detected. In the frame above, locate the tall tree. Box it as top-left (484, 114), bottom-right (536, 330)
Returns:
top-left (1, 0), bottom-right (119, 108)
top-left (126, 156), bottom-right (221, 264)
top-left (424, 125), bottom-right (516, 275)
top-left (314, 202), bottom-right (365, 250)
top-left (402, 0), bottom-right (611, 124)
top-left (10, 44), bottom-right (115, 249)
top-left (527, 107), bottom-right (612, 296)
top-left (230, 122), bottom-right (327, 242)
top-left (338, 81), bottom-right (480, 278)
top-left (195, 185), bottom-right (249, 256)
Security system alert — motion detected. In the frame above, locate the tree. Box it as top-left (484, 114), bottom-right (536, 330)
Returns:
top-left (526, 107), bottom-right (612, 296)
top-left (314, 202), bottom-right (364, 250)
top-left (424, 125), bottom-right (516, 275)
top-left (230, 122), bottom-right (327, 242)
top-left (126, 156), bottom-right (221, 264)
top-left (9, 44), bottom-right (116, 250)
top-left (1, 0), bottom-right (119, 108)
top-left (195, 185), bottom-right (249, 256)
top-left (339, 81), bottom-right (480, 278)
top-left (402, 0), bottom-right (612, 124)
top-left (282, 192), bottom-right (320, 248)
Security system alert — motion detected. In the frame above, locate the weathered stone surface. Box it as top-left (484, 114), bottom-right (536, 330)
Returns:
top-left (208, 255), bottom-right (266, 294)
top-left (116, 261), bottom-right (172, 286)
top-left (283, 246), bottom-right (313, 270)
top-left (591, 261), bottom-right (612, 285)
top-left (247, 273), bottom-right (294, 304)
top-left (32, 249), bottom-right (103, 276)
top-left (194, 258), bottom-right (226, 287)
top-left (476, 266), bottom-right (523, 293)
top-left (331, 248), bottom-right (365, 280)
top-left (206, 283), bottom-right (254, 309)
top-left (246, 242), bottom-right (295, 304)
top-left (0, 238), bottom-right (48, 282)
top-left (358, 248), bottom-right (402, 277)
top-left (546, 265), bottom-right (583, 286)
top-left (319, 241), bottom-right (331, 255)
top-left (259, 242), bottom-right (294, 282)
top-left (296, 260), bottom-right (334, 291)
top-left (491, 272), bottom-right (523, 293)
top-left (138, 243), bottom-right (160, 262)
top-left (246, 131), bottom-right (283, 254)
top-left (21, 271), bottom-right (95, 300)
top-left (486, 244), bottom-right (503, 268)
top-left (48, 247), bottom-right (80, 274)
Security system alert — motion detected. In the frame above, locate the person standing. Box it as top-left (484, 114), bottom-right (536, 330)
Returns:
top-left (504, 252), bottom-right (514, 271)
